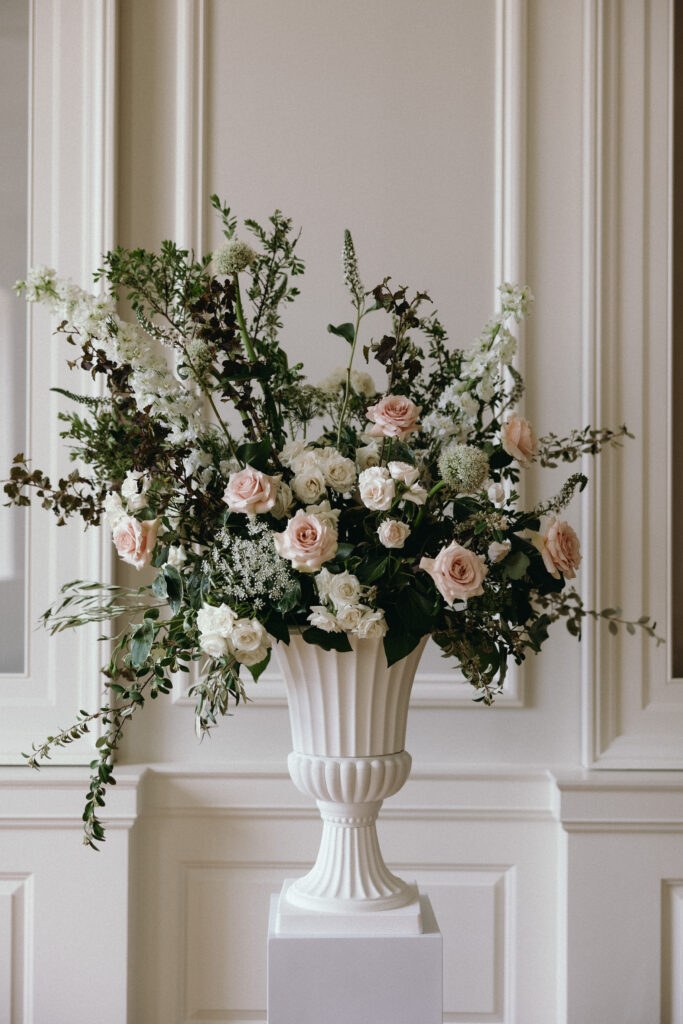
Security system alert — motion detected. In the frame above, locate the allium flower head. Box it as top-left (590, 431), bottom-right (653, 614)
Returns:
top-left (438, 444), bottom-right (489, 494)
top-left (214, 239), bottom-right (257, 276)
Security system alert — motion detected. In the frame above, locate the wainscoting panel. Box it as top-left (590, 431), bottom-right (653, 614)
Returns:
top-left (0, 874), bottom-right (32, 1024)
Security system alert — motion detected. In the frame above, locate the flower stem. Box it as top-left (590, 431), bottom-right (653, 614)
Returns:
top-left (336, 305), bottom-right (363, 449)
top-left (233, 276), bottom-right (257, 361)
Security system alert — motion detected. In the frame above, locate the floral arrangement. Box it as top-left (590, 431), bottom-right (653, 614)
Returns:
top-left (5, 196), bottom-right (661, 847)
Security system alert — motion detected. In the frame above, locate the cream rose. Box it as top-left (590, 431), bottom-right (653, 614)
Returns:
top-left (335, 603), bottom-right (366, 632)
top-left (327, 570), bottom-right (362, 608)
top-left (196, 602), bottom-right (237, 638)
top-left (377, 519), bottom-right (411, 549)
top-left (223, 465), bottom-right (280, 514)
top-left (199, 633), bottom-right (231, 659)
top-left (305, 500), bottom-right (340, 530)
top-left (322, 451), bottom-right (357, 493)
top-left (419, 541), bottom-right (488, 605)
top-left (270, 481), bottom-right (294, 520)
top-left (388, 461), bottom-right (419, 486)
top-left (366, 394), bottom-right (422, 440)
top-left (355, 607), bottom-right (388, 639)
top-left (292, 466), bottom-right (327, 504)
top-left (402, 483), bottom-right (428, 506)
top-left (231, 617), bottom-right (268, 652)
top-left (234, 644), bottom-right (269, 667)
top-left (308, 605), bottom-right (342, 632)
top-left (112, 516), bottom-right (159, 570)
top-left (356, 442), bottom-right (381, 470)
top-left (540, 518), bottom-right (581, 580)
top-left (501, 413), bottom-right (538, 466)
top-left (273, 511), bottom-right (338, 572)
top-left (358, 466), bottom-right (395, 511)
top-left (279, 440), bottom-right (310, 469)
top-left (488, 540), bottom-right (511, 563)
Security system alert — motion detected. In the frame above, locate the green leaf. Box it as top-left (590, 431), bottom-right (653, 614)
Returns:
top-left (502, 551), bottom-right (530, 581)
top-left (356, 553), bottom-right (390, 585)
top-left (275, 580), bottom-right (301, 614)
top-left (608, 620), bottom-right (618, 636)
top-left (334, 542), bottom-right (355, 561)
top-left (327, 322), bottom-right (356, 344)
top-left (152, 573), bottom-right (168, 600)
top-left (163, 564), bottom-right (184, 615)
top-left (383, 630), bottom-right (422, 667)
top-left (131, 619), bottom-right (154, 668)
top-left (247, 647), bottom-right (271, 682)
top-left (236, 438), bottom-right (272, 472)
top-left (302, 627), bottom-right (353, 653)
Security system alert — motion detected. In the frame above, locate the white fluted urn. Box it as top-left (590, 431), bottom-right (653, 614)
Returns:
top-left (275, 632), bottom-right (426, 929)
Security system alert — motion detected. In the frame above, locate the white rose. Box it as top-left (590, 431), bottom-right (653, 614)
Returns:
top-left (199, 633), bottom-right (230, 658)
top-left (356, 442), bottom-right (381, 470)
top-left (166, 545), bottom-right (187, 568)
top-left (328, 570), bottom-right (362, 608)
top-left (231, 617), bottom-right (267, 652)
top-left (488, 481), bottom-right (506, 504)
top-left (488, 540), bottom-right (512, 563)
top-left (305, 500), bottom-right (340, 530)
top-left (355, 607), bottom-right (388, 639)
top-left (271, 481), bottom-right (294, 519)
top-left (308, 605), bottom-right (342, 632)
top-left (377, 520), bottom-right (411, 549)
top-left (358, 466), bottom-right (395, 511)
top-left (292, 466), bottom-right (327, 504)
top-left (388, 461), bottom-right (419, 486)
top-left (336, 603), bottom-right (365, 631)
top-left (121, 471), bottom-right (149, 513)
top-left (234, 644), bottom-right (269, 667)
top-left (197, 602), bottom-right (237, 638)
top-left (279, 440), bottom-right (310, 468)
top-left (402, 483), bottom-right (428, 505)
top-left (322, 451), bottom-right (357, 493)
top-left (314, 568), bottom-right (334, 603)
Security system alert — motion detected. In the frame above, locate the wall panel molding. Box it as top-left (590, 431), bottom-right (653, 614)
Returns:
top-left (0, 874), bottom-right (33, 1024)
top-left (0, 0), bottom-right (117, 763)
top-left (580, 0), bottom-right (680, 766)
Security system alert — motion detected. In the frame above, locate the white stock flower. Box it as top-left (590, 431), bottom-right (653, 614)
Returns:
top-left (327, 571), bottom-right (361, 608)
top-left (308, 605), bottom-right (342, 632)
top-left (388, 461), bottom-right (419, 486)
top-left (488, 540), bottom-right (512, 563)
top-left (197, 602), bottom-right (237, 638)
top-left (121, 470), bottom-right (150, 512)
top-left (102, 492), bottom-right (125, 528)
top-left (166, 545), bottom-right (187, 568)
top-left (356, 442), bottom-right (381, 470)
top-left (358, 466), bottom-right (395, 511)
top-left (355, 607), bottom-right (388, 639)
top-left (377, 519), bottom-right (411, 549)
top-left (422, 411), bottom-right (460, 441)
top-left (292, 466), bottom-right (327, 504)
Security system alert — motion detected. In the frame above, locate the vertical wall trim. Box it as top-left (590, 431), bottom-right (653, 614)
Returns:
top-left (175, 0), bottom-right (206, 253)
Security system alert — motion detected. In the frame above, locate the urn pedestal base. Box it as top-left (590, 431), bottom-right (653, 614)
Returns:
top-left (268, 893), bottom-right (443, 1024)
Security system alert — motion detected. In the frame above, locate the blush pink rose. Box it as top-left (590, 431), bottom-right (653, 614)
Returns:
top-left (501, 413), bottom-right (538, 465)
top-left (223, 465), bottom-right (280, 514)
top-left (419, 541), bottom-right (488, 605)
top-left (540, 518), bottom-right (581, 580)
top-left (112, 516), bottom-right (159, 570)
top-left (366, 394), bottom-right (422, 440)
top-left (273, 511), bottom-right (338, 572)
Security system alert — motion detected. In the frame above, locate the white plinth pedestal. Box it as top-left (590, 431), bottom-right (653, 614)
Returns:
top-left (267, 891), bottom-right (443, 1024)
